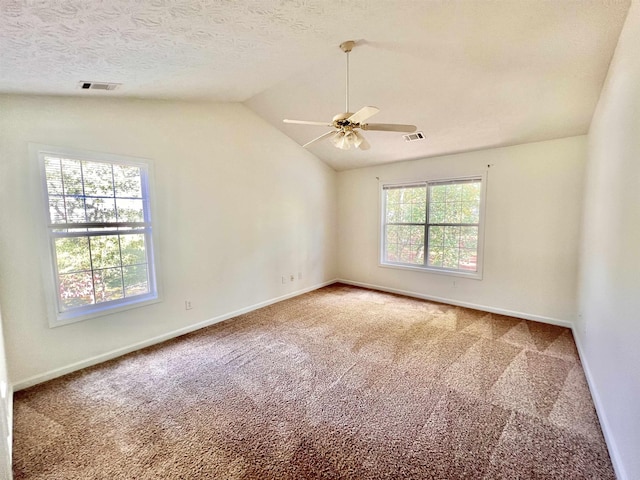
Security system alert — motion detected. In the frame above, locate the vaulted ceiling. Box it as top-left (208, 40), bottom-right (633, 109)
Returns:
top-left (0, 1), bottom-right (630, 170)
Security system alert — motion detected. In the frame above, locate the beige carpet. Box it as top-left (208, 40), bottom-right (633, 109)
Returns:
top-left (13, 284), bottom-right (614, 479)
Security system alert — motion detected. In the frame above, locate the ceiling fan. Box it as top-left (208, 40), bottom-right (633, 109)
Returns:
top-left (283, 40), bottom-right (417, 151)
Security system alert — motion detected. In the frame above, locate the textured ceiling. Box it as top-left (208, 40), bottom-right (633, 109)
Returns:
top-left (0, 0), bottom-right (631, 170)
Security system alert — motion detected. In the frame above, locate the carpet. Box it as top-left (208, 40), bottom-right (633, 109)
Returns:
top-left (13, 283), bottom-right (614, 479)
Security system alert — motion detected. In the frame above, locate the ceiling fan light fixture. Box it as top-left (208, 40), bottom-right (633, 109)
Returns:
top-left (335, 131), bottom-right (352, 150)
top-left (332, 131), bottom-right (345, 146)
top-left (331, 129), bottom-right (366, 150)
top-left (343, 131), bottom-right (357, 149)
top-left (343, 130), bottom-right (365, 150)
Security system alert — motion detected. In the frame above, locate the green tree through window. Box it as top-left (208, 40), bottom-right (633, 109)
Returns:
top-left (38, 146), bottom-right (158, 324)
top-left (382, 177), bottom-right (483, 275)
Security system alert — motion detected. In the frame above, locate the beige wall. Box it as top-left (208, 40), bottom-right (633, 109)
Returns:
top-left (0, 95), bottom-right (338, 387)
top-left (577, 2), bottom-right (640, 479)
top-left (337, 136), bottom-right (586, 324)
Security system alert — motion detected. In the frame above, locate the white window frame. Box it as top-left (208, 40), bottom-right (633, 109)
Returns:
top-left (379, 173), bottom-right (487, 279)
top-left (32, 144), bottom-right (160, 327)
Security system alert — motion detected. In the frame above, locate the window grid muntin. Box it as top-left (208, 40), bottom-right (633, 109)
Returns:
top-left (426, 178), bottom-right (481, 272)
top-left (45, 156), bottom-right (147, 227)
top-left (383, 183), bottom-right (427, 266)
top-left (382, 177), bottom-right (482, 274)
top-left (43, 153), bottom-right (155, 317)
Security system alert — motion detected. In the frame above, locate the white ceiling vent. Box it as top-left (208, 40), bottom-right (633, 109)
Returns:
top-left (78, 81), bottom-right (121, 91)
top-left (403, 131), bottom-right (426, 142)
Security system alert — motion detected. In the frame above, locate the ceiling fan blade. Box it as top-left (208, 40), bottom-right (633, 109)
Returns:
top-left (347, 106), bottom-right (380, 124)
top-left (361, 123), bottom-right (417, 133)
top-left (303, 130), bottom-right (338, 148)
top-left (284, 119), bottom-right (332, 127)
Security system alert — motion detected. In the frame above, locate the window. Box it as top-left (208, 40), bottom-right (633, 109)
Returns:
top-left (381, 175), bottom-right (485, 277)
top-left (36, 145), bottom-right (158, 325)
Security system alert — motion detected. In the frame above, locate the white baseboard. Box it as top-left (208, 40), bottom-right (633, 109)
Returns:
top-left (13, 279), bottom-right (338, 391)
top-left (572, 330), bottom-right (627, 480)
top-left (336, 278), bottom-right (573, 328)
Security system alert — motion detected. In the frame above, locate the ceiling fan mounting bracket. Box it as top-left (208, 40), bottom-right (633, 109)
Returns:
top-left (339, 40), bottom-right (356, 53)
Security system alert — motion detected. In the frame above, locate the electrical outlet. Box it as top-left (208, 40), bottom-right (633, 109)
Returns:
top-left (290, 274), bottom-right (295, 282)
top-left (185, 300), bottom-right (193, 310)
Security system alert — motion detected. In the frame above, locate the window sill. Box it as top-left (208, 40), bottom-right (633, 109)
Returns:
top-left (378, 262), bottom-right (483, 280)
top-left (50, 294), bottom-right (161, 328)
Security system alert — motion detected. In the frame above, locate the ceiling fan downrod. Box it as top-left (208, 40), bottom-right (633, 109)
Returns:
top-left (340, 40), bottom-right (356, 114)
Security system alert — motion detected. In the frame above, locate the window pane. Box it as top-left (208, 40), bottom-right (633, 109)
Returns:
top-left (61, 158), bottom-right (83, 195)
top-left (385, 186), bottom-right (426, 225)
top-left (399, 244), bottom-right (423, 264)
top-left (385, 188), bottom-right (400, 204)
top-left (444, 202), bottom-right (461, 223)
top-left (428, 248), bottom-right (443, 267)
top-left (444, 226), bottom-right (461, 247)
top-left (394, 225), bottom-right (424, 265)
top-left (82, 161), bottom-right (114, 197)
top-left (443, 246), bottom-right (460, 269)
top-left (459, 248), bottom-right (477, 271)
top-left (114, 165), bottom-right (142, 198)
top-left (385, 190), bottom-right (399, 223)
top-left (445, 183), bottom-right (462, 202)
top-left (116, 198), bottom-right (144, 222)
top-left (460, 202), bottom-right (479, 223)
top-left (429, 202), bottom-right (445, 223)
top-left (460, 226), bottom-right (478, 249)
top-left (411, 203), bottom-right (426, 223)
top-left (48, 197), bottom-right (67, 223)
top-left (385, 242), bottom-right (399, 262)
top-left (399, 245), bottom-right (414, 263)
top-left (44, 157), bottom-right (63, 195)
top-left (59, 272), bottom-right (94, 309)
top-left (462, 182), bottom-right (481, 203)
top-left (430, 185), bottom-right (446, 202)
top-left (86, 197), bottom-right (117, 223)
top-left (397, 225), bottom-right (412, 248)
top-left (386, 202), bottom-right (399, 222)
top-left (90, 235), bottom-right (121, 269)
top-left (124, 265), bottom-right (149, 297)
top-left (400, 203), bottom-right (413, 223)
top-left (120, 234), bottom-right (146, 266)
top-left (428, 226), bottom-right (444, 247)
top-left (55, 237), bottom-right (91, 274)
top-left (386, 225), bottom-right (399, 244)
top-left (93, 267), bottom-right (124, 303)
top-left (400, 186), bottom-right (425, 204)
top-left (410, 225), bottom-right (424, 244)
top-left (64, 197), bottom-right (87, 223)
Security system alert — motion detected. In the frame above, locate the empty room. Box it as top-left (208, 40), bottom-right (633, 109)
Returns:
top-left (1, 0), bottom-right (639, 478)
